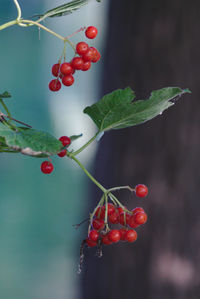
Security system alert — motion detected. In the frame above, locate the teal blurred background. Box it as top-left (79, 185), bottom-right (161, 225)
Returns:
top-left (0, 1), bottom-right (107, 298)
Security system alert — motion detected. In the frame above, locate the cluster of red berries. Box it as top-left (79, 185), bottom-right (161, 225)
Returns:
top-left (49, 26), bottom-right (100, 92)
top-left (40, 135), bottom-right (71, 174)
top-left (85, 184), bottom-right (148, 247)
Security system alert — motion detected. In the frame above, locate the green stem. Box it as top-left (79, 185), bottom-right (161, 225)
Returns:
top-left (104, 193), bottom-right (109, 231)
top-left (70, 155), bottom-right (107, 193)
top-left (71, 132), bottom-right (99, 157)
top-left (88, 195), bottom-right (105, 234)
top-left (20, 20), bottom-right (76, 51)
top-left (0, 20), bottom-right (18, 31)
top-left (20, 19), bottom-right (66, 40)
top-left (13, 0), bottom-right (22, 20)
top-left (108, 193), bottom-right (130, 213)
top-left (107, 185), bottom-right (135, 193)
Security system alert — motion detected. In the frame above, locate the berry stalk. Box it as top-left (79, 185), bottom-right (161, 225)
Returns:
top-left (70, 155), bottom-right (107, 193)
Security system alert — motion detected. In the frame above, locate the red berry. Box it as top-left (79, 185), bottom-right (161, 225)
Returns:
top-left (134, 211), bottom-right (148, 225)
top-left (108, 229), bottom-right (120, 243)
top-left (124, 230), bottom-right (137, 243)
top-left (71, 57), bottom-right (84, 70)
top-left (49, 79), bottom-right (61, 92)
top-left (41, 161), bottom-right (54, 174)
top-left (104, 203), bottom-right (116, 215)
top-left (82, 48), bottom-right (94, 62)
top-left (135, 184), bottom-right (148, 198)
top-left (59, 136), bottom-right (71, 147)
top-left (119, 212), bottom-right (130, 226)
top-left (101, 233), bottom-right (113, 245)
top-left (82, 61), bottom-right (91, 71)
top-left (62, 74), bottom-right (74, 86)
top-left (92, 218), bottom-right (105, 230)
top-left (119, 228), bottom-right (128, 241)
top-left (85, 26), bottom-right (98, 39)
top-left (95, 207), bottom-right (105, 219)
top-left (60, 62), bottom-right (73, 75)
top-left (90, 47), bottom-right (101, 63)
top-left (57, 149), bottom-right (67, 157)
top-left (52, 63), bottom-right (60, 77)
top-left (89, 230), bottom-right (99, 242)
top-left (127, 215), bottom-right (139, 228)
top-left (132, 207), bottom-right (145, 215)
top-left (76, 41), bottom-right (89, 55)
top-left (86, 238), bottom-right (97, 247)
top-left (108, 211), bottom-right (119, 224)
top-left (117, 206), bottom-right (127, 215)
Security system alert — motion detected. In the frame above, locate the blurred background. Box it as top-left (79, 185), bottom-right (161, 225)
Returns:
top-left (0, 0), bottom-right (200, 299)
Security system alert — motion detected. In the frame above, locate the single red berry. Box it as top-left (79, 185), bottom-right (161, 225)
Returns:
top-left (59, 136), bottom-right (71, 147)
top-left (101, 233), bottom-right (113, 245)
top-left (60, 62), bottom-right (73, 75)
top-left (104, 203), bottom-right (116, 215)
top-left (90, 47), bottom-right (101, 63)
top-left (124, 230), bottom-right (137, 243)
top-left (119, 212), bottom-right (130, 226)
top-left (119, 228), bottom-right (128, 241)
top-left (95, 206), bottom-right (105, 219)
top-left (62, 74), bottom-right (74, 86)
top-left (134, 211), bottom-right (148, 225)
top-left (132, 207), bottom-right (145, 215)
top-left (49, 79), bottom-right (61, 92)
top-left (89, 230), bottom-right (99, 242)
top-left (86, 238), bottom-right (97, 247)
top-left (135, 184), bottom-right (148, 198)
top-left (85, 26), bottom-right (98, 39)
top-left (71, 57), bottom-right (84, 70)
top-left (127, 215), bottom-right (139, 228)
top-left (57, 149), bottom-right (67, 157)
top-left (41, 161), bottom-right (54, 174)
top-left (82, 61), bottom-right (91, 71)
top-left (108, 229), bottom-right (120, 243)
top-left (76, 41), bottom-right (89, 55)
top-left (82, 48), bottom-right (94, 62)
top-left (117, 206), bottom-right (127, 215)
top-left (92, 218), bottom-right (105, 230)
top-left (108, 211), bottom-right (119, 224)
top-left (52, 63), bottom-right (60, 77)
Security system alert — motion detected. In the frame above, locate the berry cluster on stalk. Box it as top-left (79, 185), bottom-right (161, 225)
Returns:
top-left (78, 184), bottom-right (148, 271)
top-left (40, 135), bottom-right (71, 174)
top-left (49, 26), bottom-right (100, 91)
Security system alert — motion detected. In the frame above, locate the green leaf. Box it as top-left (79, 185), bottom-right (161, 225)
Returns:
top-left (37, 0), bottom-right (89, 19)
top-left (84, 87), bottom-right (190, 132)
top-left (69, 133), bottom-right (83, 142)
top-left (0, 91), bottom-right (11, 99)
top-left (0, 124), bottom-right (63, 157)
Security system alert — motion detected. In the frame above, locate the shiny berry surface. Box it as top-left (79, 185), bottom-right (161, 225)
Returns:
top-left (62, 74), bottom-right (74, 86)
top-left (49, 79), bottom-right (61, 91)
top-left (52, 63), bottom-right (60, 77)
top-left (76, 41), bottom-right (89, 55)
top-left (108, 229), bottom-right (120, 243)
top-left (57, 149), bottom-right (67, 157)
top-left (135, 184), bottom-right (148, 198)
top-left (41, 161), bottom-right (54, 174)
top-left (59, 136), bottom-right (71, 147)
top-left (85, 26), bottom-right (98, 39)
top-left (125, 230), bottom-right (137, 243)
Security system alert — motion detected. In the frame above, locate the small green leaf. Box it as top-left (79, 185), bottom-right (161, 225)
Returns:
top-left (0, 124), bottom-right (63, 157)
top-left (84, 87), bottom-right (190, 132)
top-left (69, 134), bottom-right (83, 142)
top-left (37, 0), bottom-right (89, 19)
top-left (0, 91), bottom-right (11, 99)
